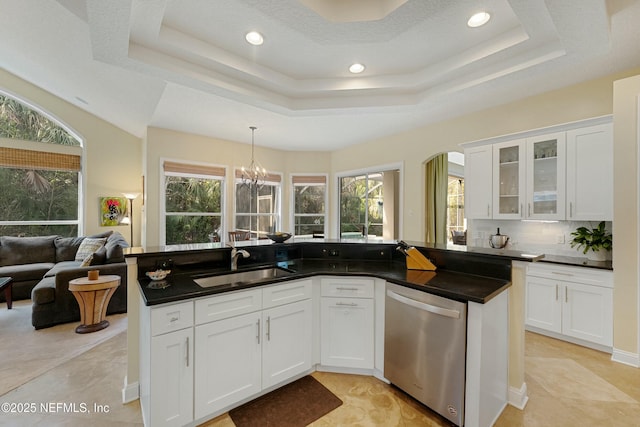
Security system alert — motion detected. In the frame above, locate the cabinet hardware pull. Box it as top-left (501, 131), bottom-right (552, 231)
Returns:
top-left (565, 287), bottom-right (568, 303)
top-left (555, 284), bottom-right (558, 301)
top-left (186, 336), bottom-right (189, 367)
top-left (336, 302), bottom-right (358, 307)
top-left (169, 316), bottom-right (178, 322)
top-left (266, 316), bottom-right (271, 341)
top-left (256, 319), bottom-right (260, 344)
top-left (528, 203), bottom-right (531, 217)
top-left (336, 287), bottom-right (358, 291)
top-left (520, 204), bottom-right (523, 217)
top-left (569, 202), bottom-right (573, 218)
top-left (487, 204), bottom-right (490, 217)
top-left (552, 271), bottom-right (573, 277)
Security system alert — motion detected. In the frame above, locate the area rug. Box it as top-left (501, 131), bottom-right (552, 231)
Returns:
top-left (0, 299), bottom-right (127, 396)
top-left (229, 375), bottom-right (343, 427)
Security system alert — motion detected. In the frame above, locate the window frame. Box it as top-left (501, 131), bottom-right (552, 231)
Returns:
top-left (234, 171), bottom-right (282, 239)
top-left (159, 158), bottom-right (226, 245)
top-left (334, 162), bottom-right (403, 240)
top-left (290, 173), bottom-right (328, 238)
top-left (0, 91), bottom-right (84, 236)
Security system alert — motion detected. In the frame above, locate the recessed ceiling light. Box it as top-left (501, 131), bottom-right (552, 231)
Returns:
top-left (349, 63), bottom-right (365, 74)
top-left (467, 12), bottom-right (490, 28)
top-left (245, 31), bottom-right (264, 46)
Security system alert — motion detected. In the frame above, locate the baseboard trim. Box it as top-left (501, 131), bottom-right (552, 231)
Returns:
top-left (122, 376), bottom-right (139, 404)
top-left (508, 382), bottom-right (529, 410)
top-left (611, 348), bottom-right (640, 367)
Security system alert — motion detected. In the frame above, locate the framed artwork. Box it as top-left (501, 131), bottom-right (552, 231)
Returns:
top-left (100, 197), bottom-right (127, 226)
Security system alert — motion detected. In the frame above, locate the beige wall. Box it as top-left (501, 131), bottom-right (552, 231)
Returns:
top-left (144, 127), bottom-right (331, 247)
top-left (613, 74), bottom-right (640, 355)
top-left (0, 69), bottom-right (143, 243)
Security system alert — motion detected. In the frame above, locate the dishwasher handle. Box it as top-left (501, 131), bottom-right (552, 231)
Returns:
top-left (387, 290), bottom-right (460, 319)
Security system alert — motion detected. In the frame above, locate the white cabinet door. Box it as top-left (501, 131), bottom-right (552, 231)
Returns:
top-left (525, 132), bottom-right (566, 220)
top-left (194, 312), bottom-right (261, 418)
top-left (525, 276), bottom-right (562, 334)
top-left (563, 282), bottom-right (613, 346)
top-left (320, 297), bottom-right (374, 369)
top-left (150, 328), bottom-right (194, 427)
top-left (464, 145), bottom-right (493, 219)
top-left (492, 139), bottom-right (526, 219)
top-left (566, 123), bottom-right (613, 221)
top-left (262, 299), bottom-right (312, 389)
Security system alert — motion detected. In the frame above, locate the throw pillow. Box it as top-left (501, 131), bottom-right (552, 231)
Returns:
top-left (80, 253), bottom-right (94, 267)
top-left (75, 237), bottom-right (107, 262)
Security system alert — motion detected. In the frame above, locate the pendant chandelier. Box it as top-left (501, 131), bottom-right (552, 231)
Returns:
top-left (240, 126), bottom-right (267, 188)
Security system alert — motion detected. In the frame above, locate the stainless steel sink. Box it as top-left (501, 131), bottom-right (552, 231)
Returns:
top-left (194, 267), bottom-right (294, 288)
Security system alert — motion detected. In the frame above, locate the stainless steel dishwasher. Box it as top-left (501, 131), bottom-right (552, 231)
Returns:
top-left (384, 282), bottom-right (467, 426)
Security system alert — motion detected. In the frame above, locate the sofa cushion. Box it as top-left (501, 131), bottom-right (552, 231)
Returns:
top-left (0, 263), bottom-right (54, 282)
top-left (54, 236), bottom-right (85, 262)
top-left (43, 261), bottom-right (83, 278)
top-left (54, 230), bottom-right (115, 262)
top-left (104, 232), bottom-right (128, 263)
top-left (0, 235), bottom-right (57, 266)
top-left (74, 237), bottom-right (107, 262)
top-left (31, 277), bottom-right (56, 305)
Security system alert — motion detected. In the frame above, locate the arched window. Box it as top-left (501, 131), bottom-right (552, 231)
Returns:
top-left (0, 93), bottom-right (82, 237)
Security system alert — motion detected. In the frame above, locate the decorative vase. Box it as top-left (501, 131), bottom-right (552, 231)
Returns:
top-left (586, 249), bottom-right (608, 262)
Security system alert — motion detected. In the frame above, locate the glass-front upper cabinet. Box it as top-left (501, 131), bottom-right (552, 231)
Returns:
top-left (526, 132), bottom-right (566, 220)
top-left (492, 139), bottom-right (525, 219)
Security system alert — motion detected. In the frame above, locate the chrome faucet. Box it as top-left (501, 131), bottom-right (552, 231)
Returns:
top-left (231, 248), bottom-right (250, 270)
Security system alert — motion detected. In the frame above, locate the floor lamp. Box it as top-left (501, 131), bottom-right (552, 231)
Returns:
top-left (123, 193), bottom-right (139, 246)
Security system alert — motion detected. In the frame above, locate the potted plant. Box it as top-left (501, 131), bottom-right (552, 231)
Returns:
top-left (570, 221), bottom-right (612, 261)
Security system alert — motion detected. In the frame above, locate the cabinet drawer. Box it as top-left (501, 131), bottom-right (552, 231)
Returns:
top-left (320, 277), bottom-right (374, 298)
top-left (195, 288), bottom-right (262, 325)
top-left (151, 301), bottom-right (194, 336)
top-left (527, 263), bottom-right (612, 288)
top-left (262, 279), bottom-right (312, 309)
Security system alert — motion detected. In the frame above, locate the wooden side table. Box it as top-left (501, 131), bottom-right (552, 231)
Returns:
top-left (69, 275), bottom-right (120, 334)
top-left (0, 277), bottom-right (12, 309)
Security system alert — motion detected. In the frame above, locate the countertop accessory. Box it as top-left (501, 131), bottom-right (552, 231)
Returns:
top-left (570, 221), bottom-right (612, 261)
top-left (267, 232), bottom-right (292, 243)
top-left (396, 241), bottom-right (436, 270)
top-left (489, 228), bottom-right (509, 249)
top-left (146, 269), bottom-right (171, 281)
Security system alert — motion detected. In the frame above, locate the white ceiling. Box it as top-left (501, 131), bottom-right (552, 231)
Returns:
top-left (1, 0), bottom-right (639, 151)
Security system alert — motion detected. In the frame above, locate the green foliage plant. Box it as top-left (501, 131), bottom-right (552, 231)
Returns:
top-left (570, 221), bottom-right (612, 254)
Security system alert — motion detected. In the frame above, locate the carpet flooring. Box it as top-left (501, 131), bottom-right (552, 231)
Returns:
top-left (0, 299), bottom-right (127, 396)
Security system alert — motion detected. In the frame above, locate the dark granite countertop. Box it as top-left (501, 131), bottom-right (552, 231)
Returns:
top-left (538, 254), bottom-right (613, 270)
top-left (138, 258), bottom-right (511, 307)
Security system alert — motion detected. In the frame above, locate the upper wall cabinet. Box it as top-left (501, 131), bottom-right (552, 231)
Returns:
top-left (463, 118), bottom-right (612, 221)
top-left (526, 132), bottom-right (566, 220)
top-left (464, 145), bottom-right (493, 219)
top-left (492, 139), bottom-right (526, 219)
top-left (566, 123), bottom-right (613, 221)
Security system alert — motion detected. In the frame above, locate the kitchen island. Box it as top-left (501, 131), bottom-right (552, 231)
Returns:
top-left (125, 239), bottom-right (541, 427)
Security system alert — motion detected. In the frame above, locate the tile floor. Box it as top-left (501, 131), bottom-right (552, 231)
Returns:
top-left (1, 319), bottom-right (638, 426)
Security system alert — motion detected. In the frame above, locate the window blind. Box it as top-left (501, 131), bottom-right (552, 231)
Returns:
top-left (235, 169), bottom-right (281, 183)
top-left (292, 175), bottom-right (326, 184)
top-left (164, 161), bottom-right (226, 177)
top-left (0, 147), bottom-right (80, 171)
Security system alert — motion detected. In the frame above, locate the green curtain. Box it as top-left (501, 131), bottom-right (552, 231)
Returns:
top-left (425, 153), bottom-right (448, 244)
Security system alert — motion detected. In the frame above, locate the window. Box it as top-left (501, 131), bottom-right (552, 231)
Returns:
top-left (235, 170), bottom-right (281, 239)
top-left (447, 176), bottom-right (465, 243)
top-left (163, 161), bottom-right (225, 245)
top-left (291, 175), bottom-right (327, 237)
top-left (339, 168), bottom-right (400, 240)
top-left (0, 94), bottom-right (81, 237)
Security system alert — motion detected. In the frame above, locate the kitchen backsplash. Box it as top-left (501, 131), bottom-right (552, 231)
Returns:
top-left (467, 219), bottom-right (613, 258)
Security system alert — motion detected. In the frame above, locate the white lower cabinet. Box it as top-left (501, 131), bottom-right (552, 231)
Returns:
top-left (320, 278), bottom-right (374, 370)
top-left (194, 312), bottom-right (262, 419)
top-left (525, 264), bottom-right (613, 349)
top-left (140, 301), bottom-right (194, 427)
